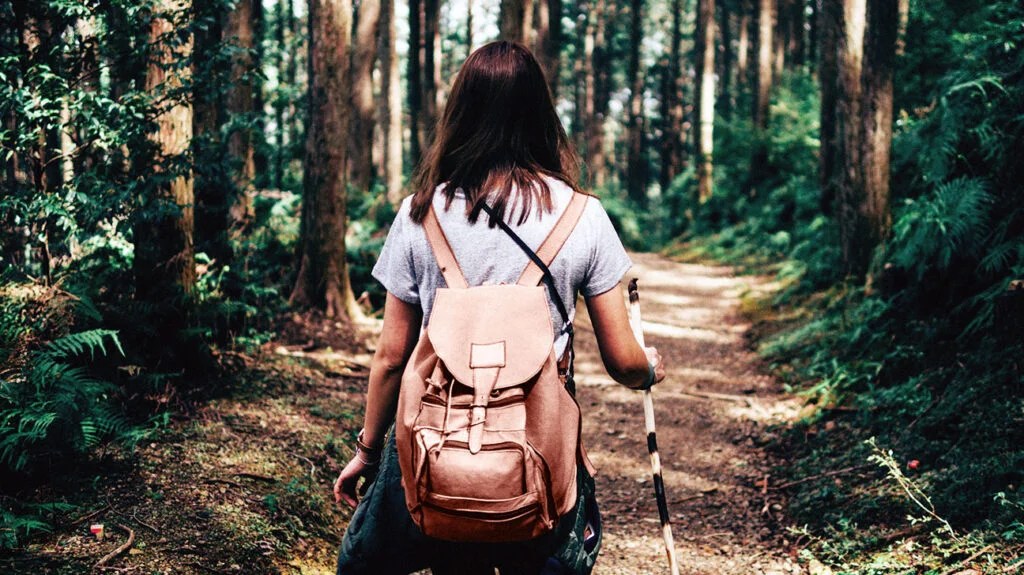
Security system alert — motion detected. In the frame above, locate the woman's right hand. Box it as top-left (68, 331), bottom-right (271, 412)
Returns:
top-left (334, 454), bottom-right (380, 508)
top-left (644, 346), bottom-right (666, 387)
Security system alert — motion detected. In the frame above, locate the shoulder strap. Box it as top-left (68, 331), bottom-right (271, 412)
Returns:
top-left (423, 206), bottom-right (469, 289)
top-left (517, 192), bottom-right (588, 288)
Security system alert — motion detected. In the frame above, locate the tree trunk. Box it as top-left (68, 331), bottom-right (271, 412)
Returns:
top-left (749, 0), bottom-right (773, 187)
top-left (136, 0), bottom-right (196, 300)
top-left (584, 0), bottom-right (609, 188)
top-left (425, 0), bottom-right (441, 145)
top-left (659, 0), bottom-right (684, 189)
top-left (499, 0), bottom-right (535, 43)
top-left (225, 0), bottom-right (256, 240)
top-left (854, 0), bottom-right (896, 278)
top-left (808, 0), bottom-right (817, 67)
top-left (467, 0), bottom-right (474, 51)
top-left (535, 0), bottom-right (561, 96)
top-left (349, 0), bottom-right (381, 193)
top-left (408, 0), bottom-right (423, 163)
top-left (737, 1), bottom-right (750, 87)
top-left (719, 0), bottom-right (733, 117)
top-left (380, 0), bottom-right (403, 206)
top-left (252, 0), bottom-right (269, 183)
top-left (831, 0), bottom-right (866, 275)
top-left (625, 0), bottom-right (646, 204)
top-left (817, 0), bottom-right (839, 213)
top-left (790, 0), bottom-right (805, 67)
top-left (695, 0), bottom-right (716, 202)
top-left (773, 0), bottom-right (785, 77)
top-left (291, 0), bottom-right (357, 319)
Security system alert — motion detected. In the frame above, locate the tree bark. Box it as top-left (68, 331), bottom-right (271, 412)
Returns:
top-left (499, 0), bottom-right (535, 43)
top-left (225, 0), bottom-right (256, 240)
top-left (136, 0), bottom-right (196, 300)
top-left (749, 0), bottom-right (773, 187)
top-left (817, 0), bottom-right (839, 213)
top-left (773, 0), bottom-right (785, 77)
top-left (719, 0), bottom-right (733, 117)
top-left (625, 0), bottom-right (646, 204)
top-left (695, 0), bottom-right (716, 202)
top-left (349, 0), bottom-right (381, 192)
top-left (424, 0), bottom-right (441, 146)
top-left (408, 0), bottom-right (423, 163)
top-left (789, 0), bottom-right (805, 67)
top-left (290, 0), bottom-right (357, 319)
top-left (854, 0), bottom-right (896, 278)
top-left (380, 0), bottom-right (403, 206)
top-left (659, 0), bottom-right (685, 189)
top-left (583, 0), bottom-right (609, 188)
top-left (535, 0), bottom-right (561, 97)
top-left (737, 0), bottom-right (750, 87)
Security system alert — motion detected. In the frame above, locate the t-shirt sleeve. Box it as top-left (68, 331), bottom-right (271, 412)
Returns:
top-left (371, 200), bottom-right (421, 305)
top-left (581, 201), bottom-right (633, 297)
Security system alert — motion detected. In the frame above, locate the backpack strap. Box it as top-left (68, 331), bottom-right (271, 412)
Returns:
top-left (423, 206), bottom-right (469, 289)
top-left (517, 192), bottom-right (588, 288)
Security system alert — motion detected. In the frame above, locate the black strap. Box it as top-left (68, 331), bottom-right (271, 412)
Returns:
top-left (479, 204), bottom-right (571, 328)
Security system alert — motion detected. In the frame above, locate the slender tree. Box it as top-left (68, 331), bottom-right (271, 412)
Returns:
top-left (380, 0), bottom-right (403, 206)
top-left (136, 0), bottom-right (196, 300)
top-left (408, 0), bottom-right (423, 163)
top-left (225, 0), bottom-right (257, 239)
top-left (719, 0), bottom-right (733, 117)
top-left (535, 0), bottom-right (562, 97)
top-left (625, 0), bottom-right (646, 203)
top-left (737, 0), bottom-right (750, 87)
top-left (818, 0), bottom-right (839, 213)
top-left (660, 0), bottom-right (685, 189)
top-left (853, 0), bottom-right (896, 277)
top-left (499, 0), bottom-right (534, 43)
top-left (695, 0), bottom-right (716, 202)
top-left (749, 0), bottom-right (773, 187)
top-left (584, 0), bottom-right (609, 188)
top-left (349, 0), bottom-right (381, 192)
top-left (290, 0), bottom-right (357, 318)
top-left (424, 0), bottom-right (441, 145)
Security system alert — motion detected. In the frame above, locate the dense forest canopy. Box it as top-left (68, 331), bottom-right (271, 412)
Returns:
top-left (1, 0), bottom-right (1022, 571)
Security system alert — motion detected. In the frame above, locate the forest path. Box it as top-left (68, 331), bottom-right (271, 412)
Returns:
top-left (573, 252), bottom-right (804, 575)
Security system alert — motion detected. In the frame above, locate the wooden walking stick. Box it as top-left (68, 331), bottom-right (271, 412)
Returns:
top-left (628, 278), bottom-right (680, 575)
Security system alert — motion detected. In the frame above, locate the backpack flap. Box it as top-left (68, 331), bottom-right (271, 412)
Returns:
top-left (427, 284), bottom-right (556, 452)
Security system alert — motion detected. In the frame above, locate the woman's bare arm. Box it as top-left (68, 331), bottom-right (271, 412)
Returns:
top-left (585, 285), bottom-right (665, 389)
top-left (360, 292), bottom-right (423, 448)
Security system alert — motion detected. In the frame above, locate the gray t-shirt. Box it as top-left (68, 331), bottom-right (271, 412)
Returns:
top-left (371, 178), bottom-right (633, 356)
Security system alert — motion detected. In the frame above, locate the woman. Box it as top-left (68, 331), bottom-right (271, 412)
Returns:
top-left (334, 41), bottom-right (665, 574)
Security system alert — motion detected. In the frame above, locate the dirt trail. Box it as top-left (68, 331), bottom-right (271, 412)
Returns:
top-left (573, 252), bottom-right (804, 575)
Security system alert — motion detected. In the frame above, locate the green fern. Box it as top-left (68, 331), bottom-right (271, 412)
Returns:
top-left (889, 177), bottom-right (993, 279)
top-left (0, 329), bottom-right (130, 473)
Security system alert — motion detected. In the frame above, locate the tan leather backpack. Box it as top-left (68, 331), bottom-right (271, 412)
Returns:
top-left (394, 192), bottom-right (593, 543)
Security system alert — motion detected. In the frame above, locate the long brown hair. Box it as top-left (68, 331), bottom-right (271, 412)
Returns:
top-left (408, 41), bottom-right (581, 226)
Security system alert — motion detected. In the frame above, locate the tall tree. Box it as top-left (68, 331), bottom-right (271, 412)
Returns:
top-left (749, 0), bottom-right (773, 187)
top-left (736, 0), bottom-right (751, 87)
top-left (817, 0), bottom-right (839, 213)
top-left (499, 0), bottom-right (534, 43)
top-left (625, 0), bottom-right (646, 203)
top-left (291, 0), bottom-right (357, 318)
top-left (719, 0), bottom-right (733, 117)
top-left (380, 0), bottom-right (403, 206)
top-left (583, 0), bottom-right (609, 188)
top-left (695, 0), bottom-right (716, 202)
top-left (349, 0), bottom-right (381, 192)
top-left (423, 0), bottom-right (441, 147)
top-left (535, 0), bottom-right (562, 97)
top-left (852, 0), bottom-right (896, 277)
top-left (136, 0), bottom-right (196, 300)
top-left (408, 0), bottom-right (423, 163)
top-left (659, 0), bottom-right (685, 189)
top-left (225, 0), bottom-right (257, 240)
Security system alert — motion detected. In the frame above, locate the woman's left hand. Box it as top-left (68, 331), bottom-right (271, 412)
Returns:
top-left (334, 455), bottom-right (380, 508)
